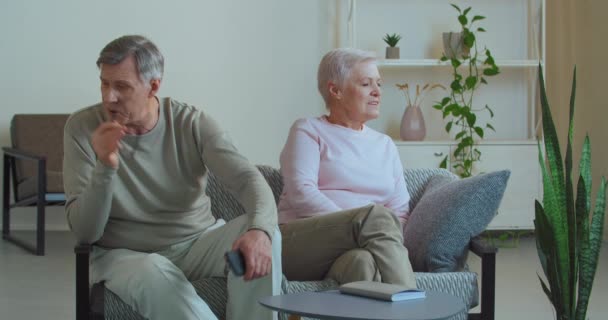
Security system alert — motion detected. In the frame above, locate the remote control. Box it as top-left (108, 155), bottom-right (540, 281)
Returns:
top-left (225, 250), bottom-right (246, 276)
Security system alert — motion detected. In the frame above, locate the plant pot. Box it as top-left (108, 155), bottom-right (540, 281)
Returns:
top-left (400, 104), bottom-right (426, 141)
top-left (442, 32), bottom-right (470, 59)
top-left (385, 47), bottom-right (400, 59)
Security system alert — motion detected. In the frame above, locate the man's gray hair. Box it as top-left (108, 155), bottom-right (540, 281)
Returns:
top-left (96, 35), bottom-right (164, 83)
top-left (317, 48), bottom-right (377, 104)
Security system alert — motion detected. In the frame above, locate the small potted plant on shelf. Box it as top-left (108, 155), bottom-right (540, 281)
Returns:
top-left (433, 4), bottom-right (500, 178)
top-left (383, 33), bottom-right (401, 59)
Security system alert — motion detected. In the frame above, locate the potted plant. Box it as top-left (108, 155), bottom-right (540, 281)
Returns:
top-left (535, 65), bottom-right (606, 320)
top-left (432, 4), bottom-right (500, 178)
top-left (383, 33), bottom-right (401, 59)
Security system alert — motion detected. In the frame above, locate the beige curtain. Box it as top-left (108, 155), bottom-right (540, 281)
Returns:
top-left (547, 0), bottom-right (608, 240)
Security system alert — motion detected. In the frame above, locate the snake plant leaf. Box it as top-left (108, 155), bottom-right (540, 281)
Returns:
top-left (535, 201), bottom-right (550, 276)
top-left (564, 67), bottom-right (577, 311)
top-left (535, 196), bottom-right (563, 313)
top-left (576, 176), bottom-right (606, 320)
top-left (575, 174), bottom-right (591, 320)
top-left (548, 242), bottom-right (565, 316)
top-left (576, 136), bottom-right (591, 268)
top-left (539, 65), bottom-right (565, 207)
top-left (538, 273), bottom-right (553, 306)
top-left (575, 171), bottom-right (590, 313)
top-left (535, 199), bottom-right (562, 309)
top-left (578, 135), bottom-right (592, 217)
top-left (538, 65), bottom-right (573, 317)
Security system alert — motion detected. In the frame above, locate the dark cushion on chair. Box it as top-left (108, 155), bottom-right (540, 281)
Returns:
top-left (404, 170), bottom-right (510, 272)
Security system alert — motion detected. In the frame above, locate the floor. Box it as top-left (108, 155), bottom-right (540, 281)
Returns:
top-left (1, 231), bottom-right (607, 320)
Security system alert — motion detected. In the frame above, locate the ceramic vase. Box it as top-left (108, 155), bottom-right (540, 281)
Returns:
top-left (400, 104), bottom-right (426, 141)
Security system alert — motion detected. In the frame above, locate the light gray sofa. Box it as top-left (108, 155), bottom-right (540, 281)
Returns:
top-left (75, 166), bottom-right (496, 320)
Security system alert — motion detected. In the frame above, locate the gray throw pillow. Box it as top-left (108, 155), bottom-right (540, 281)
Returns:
top-left (403, 170), bottom-right (510, 272)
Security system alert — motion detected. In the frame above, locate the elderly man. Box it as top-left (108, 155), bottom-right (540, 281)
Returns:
top-left (63, 35), bottom-right (281, 320)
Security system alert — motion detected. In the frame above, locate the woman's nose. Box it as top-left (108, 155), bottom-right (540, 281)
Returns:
top-left (372, 86), bottom-right (381, 97)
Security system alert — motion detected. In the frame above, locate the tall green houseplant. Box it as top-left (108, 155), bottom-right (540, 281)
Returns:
top-left (535, 65), bottom-right (606, 320)
top-left (433, 4), bottom-right (500, 177)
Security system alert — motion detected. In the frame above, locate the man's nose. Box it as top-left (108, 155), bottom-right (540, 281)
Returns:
top-left (103, 88), bottom-right (119, 103)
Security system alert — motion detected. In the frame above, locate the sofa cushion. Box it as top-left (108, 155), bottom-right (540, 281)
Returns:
top-left (403, 170), bottom-right (510, 272)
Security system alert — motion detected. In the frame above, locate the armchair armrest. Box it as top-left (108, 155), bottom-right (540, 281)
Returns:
top-left (75, 244), bottom-right (92, 320)
top-left (2, 147), bottom-right (47, 206)
top-left (2, 147), bottom-right (46, 161)
top-left (75, 243), bottom-right (104, 320)
top-left (470, 236), bottom-right (497, 257)
top-left (468, 236), bottom-right (497, 320)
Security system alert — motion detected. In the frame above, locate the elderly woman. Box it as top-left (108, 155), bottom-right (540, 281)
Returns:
top-left (278, 48), bottom-right (416, 287)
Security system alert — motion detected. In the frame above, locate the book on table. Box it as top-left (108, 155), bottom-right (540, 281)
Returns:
top-left (338, 281), bottom-right (426, 302)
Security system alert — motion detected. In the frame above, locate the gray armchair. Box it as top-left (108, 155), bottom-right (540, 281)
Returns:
top-left (2, 114), bottom-right (69, 255)
top-left (75, 166), bottom-right (496, 320)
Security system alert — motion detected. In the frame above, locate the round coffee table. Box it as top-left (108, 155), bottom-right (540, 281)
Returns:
top-left (259, 290), bottom-right (465, 320)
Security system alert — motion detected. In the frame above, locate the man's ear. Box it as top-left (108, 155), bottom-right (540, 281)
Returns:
top-left (328, 82), bottom-right (342, 100)
top-left (149, 79), bottom-right (161, 97)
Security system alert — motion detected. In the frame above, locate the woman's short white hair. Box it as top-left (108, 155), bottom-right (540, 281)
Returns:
top-left (317, 48), bottom-right (377, 104)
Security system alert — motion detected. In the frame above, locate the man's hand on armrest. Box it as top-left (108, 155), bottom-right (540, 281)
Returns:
top-left (231, 229), bottom-right (272, 281)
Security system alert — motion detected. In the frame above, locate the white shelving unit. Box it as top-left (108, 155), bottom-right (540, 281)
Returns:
top-left (376, 59), bottom-right (541, 67)
top-left (340, 0), bottom-right (546, 229)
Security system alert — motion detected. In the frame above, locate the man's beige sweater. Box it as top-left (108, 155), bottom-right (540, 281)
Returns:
top-left (63, 97), bottom-right (276, 252)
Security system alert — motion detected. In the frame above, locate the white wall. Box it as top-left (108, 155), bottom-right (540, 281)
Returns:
top-left (0, 0), bottom-right (335, 230)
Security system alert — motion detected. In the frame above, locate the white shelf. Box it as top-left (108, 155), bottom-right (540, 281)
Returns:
top-left (378, 59), bottom-right (543, 68)
top-left (393, 139), bottom-right (539, 146)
